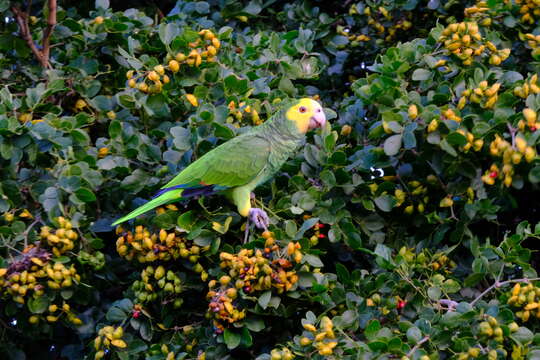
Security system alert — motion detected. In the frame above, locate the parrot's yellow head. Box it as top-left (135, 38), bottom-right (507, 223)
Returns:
top-left (285, 98), bottom-right (327, 133)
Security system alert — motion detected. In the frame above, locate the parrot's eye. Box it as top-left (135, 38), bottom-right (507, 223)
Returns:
top-left (299, 106), bottom-right (307, 113)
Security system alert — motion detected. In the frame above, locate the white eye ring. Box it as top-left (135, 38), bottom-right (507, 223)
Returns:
top-left (299, 106), bottom-right (307, 113)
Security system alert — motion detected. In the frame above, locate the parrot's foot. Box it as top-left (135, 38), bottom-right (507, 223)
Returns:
top-left (248, 208), bottom-right (270, 230)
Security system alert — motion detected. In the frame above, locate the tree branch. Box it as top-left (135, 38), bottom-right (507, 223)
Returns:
top-left (10, 0), bottom-right (57, 69)
top-left (11, 4), bottom-right (46, 67)
top-left (470, 277), bottom-right (540, 307)
top-left (41, 0), bottom-right (57, 68)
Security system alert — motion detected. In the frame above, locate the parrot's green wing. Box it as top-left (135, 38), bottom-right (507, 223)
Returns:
top-left (112, 134), bottom-right (271, 226)
top-left (162, 134), bottom-right (271, 189)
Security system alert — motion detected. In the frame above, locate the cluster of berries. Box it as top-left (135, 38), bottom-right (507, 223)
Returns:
top-left (438, 22), bottom-right (510, 66)
top-left (40, 216), bottom-right (78, 257)
top-left (299, 316), bottom-right (338, 356)
top-left (458, 81), bottom-right (501, 110)
top-left (126, 29), bottom-right (220, 94)
top-left (507, 282), bottom-right (540, 322)
top-left (116, 226), bottom-right (209, 280)
top-left (131, 265), bottom-right (183, 307)
top-left (93, 326), bottom-right (127, 359)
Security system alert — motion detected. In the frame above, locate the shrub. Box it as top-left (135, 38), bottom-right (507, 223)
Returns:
top-left (0, 1), bottom-right (539, 359)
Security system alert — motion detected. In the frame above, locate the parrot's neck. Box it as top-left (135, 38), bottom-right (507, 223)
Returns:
top-left (259, 114), bottom-right (305, 158)
top-left (263, 110), bottom-right (305, 142)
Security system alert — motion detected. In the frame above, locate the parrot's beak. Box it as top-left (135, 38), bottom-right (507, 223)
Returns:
top-left (308, 108), bottom-right (326, 130)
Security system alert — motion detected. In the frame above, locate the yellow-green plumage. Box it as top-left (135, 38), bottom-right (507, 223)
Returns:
top-left (112, 98), bottom-right (325, 226)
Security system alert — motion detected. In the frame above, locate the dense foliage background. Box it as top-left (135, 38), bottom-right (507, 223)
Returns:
top-left (1, 0), bottom-right (540, 359)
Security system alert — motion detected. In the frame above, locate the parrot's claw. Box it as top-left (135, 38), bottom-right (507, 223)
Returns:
top-left (248, 208), bottom-right (270, 230)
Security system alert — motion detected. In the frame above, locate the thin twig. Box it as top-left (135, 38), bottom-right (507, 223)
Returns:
top-left (243, 219), bottom-right (250, 243)
top-left (22, 216), bottom-right (43, 248)
top-left (407, 336), bottom-right (430, 357)
top-left (470, 277), bottom-right (540, 307)
top-left (335, 326), bottom-right (362, 349)
top-left (439, 299), bottom-right (458, 311)
top-left (507, 123), bottom-right (517, 149)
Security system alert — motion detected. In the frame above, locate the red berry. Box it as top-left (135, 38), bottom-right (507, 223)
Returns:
top-left (318, 234), bottom-right (326, 238)
top-left (489, 171), bottom-right (498, 178)
top-left (318, 224), bottom-right (324, 228)
top-left (530, 126), bottom-right (537, 132)
top-left (397, 300), bottom-right (406, 309)
top-left (132, 310), bottom-right (141, 319)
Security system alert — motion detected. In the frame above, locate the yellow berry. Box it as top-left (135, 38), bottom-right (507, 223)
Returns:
top-left (185, 94), bottom-right (198, 107)
top-left (148, 71), bottom-right (159, 82)
top-left (154, 65), bottom-right (165, 75)
top-left (168, 60), bottom-right (180, 72)
top-left (408, 104), bottom-right (418, 119)
top-left (523, 108), bottom-right (537, 124)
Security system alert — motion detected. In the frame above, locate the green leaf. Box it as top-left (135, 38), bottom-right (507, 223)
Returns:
top-left (177, 211), bottom-right (197, 231)
top-left (374, 195), bottom-right (395, 212)
top-left (335, 262), bottom-right (350, 283)
top-left (294, 217), bottom-right (319, 240)
top-left (245, 317), bottom-right (265, 332)
top-left (258, 290), bottom-right (272, 309)
top-left (213, 122), bottom-right (235, 139)
top-left (412, 68), bottom-right (431, 81)
top-left (303, 254), bottom-right (323, 267)
top-left (365, 319), bottom-right (381, 340)
top-left (106, 306), bottom-right (127, 322)
top-left (406, 326), bottom-right (422, 342)
top-left (27, 296), bottom-right (48, 314)
top-left (464, 273), bottom-right (484, 287)
top-left (95, 0), bottom-right (109, 9)
top-left (224, 75), bottom-right (249, 94)
top-left (446, 132), bottom-right (467, 146)
top-left (278, 77), bottom-right (296, 96)
top-left (511, 327), bottom-right (533, 344)
top-left (442, 279), bottom-right (461, 293)
top-left (145, 94), bottom-right (171, 118)
top-left (159, 23), bottom-right (179, 45)
top-left (427, 286), bottom-right (441, 300)
top-left (109, 120), bottom-right (121, 138)
top-left (240, 327), bottom-right (253, 347)
top-left (170, 126), bottom-right (192, 151)
top-left (383, 134), bottom-right (402, 156)
top-left (140, 320), bottom-right (153, 341)
top-left (75, 188), bottom-right (97, 202)
top-left (439, 138), bottom-right (457, 157)
top-left (223, 329), bottom-right (241, 349)
top-left (529, 166), bottom-right (540, 183)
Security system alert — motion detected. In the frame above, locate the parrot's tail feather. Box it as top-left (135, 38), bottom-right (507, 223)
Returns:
top-left (182, 185), bottom-right (218, 198)
top-left (112, 189), bottom-right (183, 226)
top-left (152, 184), bottom-right (192, 198)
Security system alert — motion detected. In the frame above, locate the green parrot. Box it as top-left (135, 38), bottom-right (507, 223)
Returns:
top-left (112, 98), bottom-right (327, 228)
